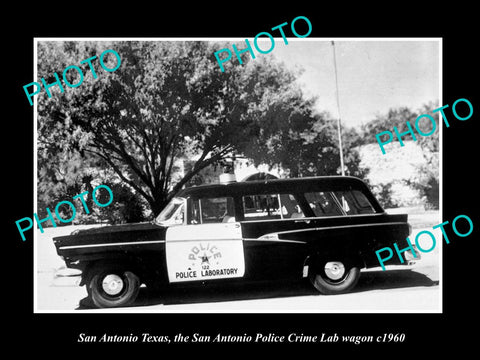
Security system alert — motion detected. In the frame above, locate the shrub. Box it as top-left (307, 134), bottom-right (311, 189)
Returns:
top-left (371, 183), bottom-right (397, 209)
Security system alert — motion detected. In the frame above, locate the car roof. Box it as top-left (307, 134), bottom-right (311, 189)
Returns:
top-left (176, 175), bottom-right (370, 198)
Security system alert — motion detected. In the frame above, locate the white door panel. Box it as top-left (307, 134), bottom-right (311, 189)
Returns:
top-left (166, 223), bottom-right (245, 283)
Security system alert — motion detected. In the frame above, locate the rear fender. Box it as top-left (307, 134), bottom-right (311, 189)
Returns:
top-left (305, 249), bottom-right (365, 274)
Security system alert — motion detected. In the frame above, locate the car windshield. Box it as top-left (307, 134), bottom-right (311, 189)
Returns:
top-left (155, 197), bottom-right (185, 225)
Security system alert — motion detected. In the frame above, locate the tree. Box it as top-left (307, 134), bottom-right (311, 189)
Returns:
top-left (37, 40), bottom-right (318, 216)
top-left (406, 101), bottom-right (440, 209)
top-left (361, 106), bottom-right (418, 143)
top-left (358, 102), bottom-right (440, 209)
top-left (242, 103), bottom-right (367, 178)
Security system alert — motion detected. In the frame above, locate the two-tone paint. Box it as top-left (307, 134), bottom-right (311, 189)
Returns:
top-left (54, 176), bottom-right (414, 287)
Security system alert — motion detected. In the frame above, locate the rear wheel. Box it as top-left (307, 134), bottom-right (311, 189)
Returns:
top-left (309, 259), bottom-right (360, 295)
top-left (88, 265), bottom-right (140, 308)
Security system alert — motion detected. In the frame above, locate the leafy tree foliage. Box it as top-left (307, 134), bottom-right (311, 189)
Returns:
top-left (37, 40), bottom-right (439, 218)
top-left (359, 101), bottom-right (440, 209)
top-left (360, 101), bottom-right (439, 150)
top-left (39, 41), bottom-right (354, 217)
top-left (243, 102), bottom-right (367, 179)
top-left (361, 107), bottom-right (418, 143)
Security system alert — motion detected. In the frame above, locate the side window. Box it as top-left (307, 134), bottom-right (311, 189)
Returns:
top-left (305, 190), bottom-right (376, 217)
top-left (279, 194), bottom-right (305, 218)
top-left (242, 194), bottom-right (304, 220)
top-left (304, 192), bottom-right (344, 217)
top-left (188, 197), bottom-right (235, 224)
top-left (243, 194), bottom-right (279, 220)
top-left (333, 190), bottom-right (376, 215)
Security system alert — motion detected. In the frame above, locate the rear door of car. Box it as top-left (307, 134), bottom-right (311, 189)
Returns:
top-left (240, 192), bottom-right (310, 280)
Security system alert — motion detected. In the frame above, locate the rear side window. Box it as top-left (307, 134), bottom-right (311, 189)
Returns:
top-left (304, 192), bottom-right (344, 217)
top-left (305, 190), bottom-right (376, 217)
top-left (242, 193), bottom-right (304, 220)
top-left (334, 190), bottom-right (376, 215)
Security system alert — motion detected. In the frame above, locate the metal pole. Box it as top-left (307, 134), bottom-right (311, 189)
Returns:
top-left (331, 41), bottom-right (345, 176)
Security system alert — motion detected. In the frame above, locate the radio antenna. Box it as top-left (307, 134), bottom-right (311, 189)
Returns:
top-left (331, 41), bottom-right (346, 176)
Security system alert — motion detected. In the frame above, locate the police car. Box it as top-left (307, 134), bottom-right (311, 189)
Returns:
top-left (53, 175), bottom-right (418, 308)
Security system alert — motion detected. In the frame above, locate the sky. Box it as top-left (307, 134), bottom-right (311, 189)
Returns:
top-left (266, 38), bottom-right (440, 128)
top-left (35, 38), bottom-right (439, 130)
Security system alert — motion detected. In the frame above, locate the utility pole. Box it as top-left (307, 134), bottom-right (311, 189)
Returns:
top-left (331, 41), bottom-right (345, 176)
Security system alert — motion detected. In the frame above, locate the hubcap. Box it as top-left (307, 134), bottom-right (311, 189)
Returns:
top-left (324, 261), bottom-right (345, 280)
top-left (102, 274), bottom-right (124, 296)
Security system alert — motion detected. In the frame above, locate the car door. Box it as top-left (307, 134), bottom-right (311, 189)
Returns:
top-left (165, 196), bottom-right (245, 283)
top-left (240, 193), bottom-right (309, 280)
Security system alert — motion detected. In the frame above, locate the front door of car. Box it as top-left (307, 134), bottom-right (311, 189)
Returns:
top-left (165, 196), bottom-right (245, 283)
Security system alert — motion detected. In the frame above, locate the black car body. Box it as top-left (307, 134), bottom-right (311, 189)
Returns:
top-left (53, 176), bottom-right (419, 308)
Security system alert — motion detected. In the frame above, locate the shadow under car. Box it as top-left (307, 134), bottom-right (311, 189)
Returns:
top-left (76, 269), bottom-right (438, 310)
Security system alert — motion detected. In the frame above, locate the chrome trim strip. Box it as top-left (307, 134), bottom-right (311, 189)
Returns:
top-left (166, 238), bottom-right (242, 243)
top-left (59, 240), bottom-right (165, 250)
top-left (59, 222), bottom-right (405, 250)
top-left (167, 238), bottom-right (306, 244)
top-left (239, 212), bottom-right (388, 223)
top-left (273, 222), bottom-right (407, 235)
top-left (59, 236), bottom-right (307, 250)
top-left (243, 238), bottom-right (307, 244)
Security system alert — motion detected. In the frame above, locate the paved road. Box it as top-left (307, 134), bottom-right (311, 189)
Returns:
top-left (35, 225), bottom-right (441, 313)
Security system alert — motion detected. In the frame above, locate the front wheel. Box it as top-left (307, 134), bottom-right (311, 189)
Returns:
top-left (309, 259), bottom-right (360, 295)
top-left (88, 266), bottom-right (140, 308)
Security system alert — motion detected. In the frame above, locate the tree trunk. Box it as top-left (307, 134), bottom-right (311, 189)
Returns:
top-left (149, 194), bottom-right (170, 218)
